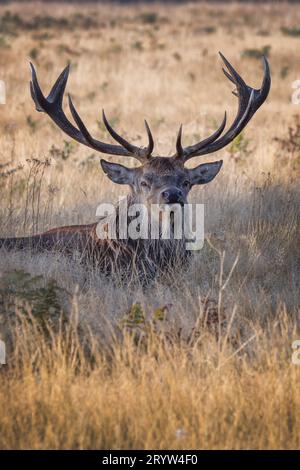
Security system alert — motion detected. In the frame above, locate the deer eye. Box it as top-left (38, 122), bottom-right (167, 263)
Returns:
top-left (140, 180), bottom-right (150, 189)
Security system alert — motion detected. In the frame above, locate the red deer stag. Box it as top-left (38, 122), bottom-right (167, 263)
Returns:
top-left (0, 53), bottom-right (270, 280)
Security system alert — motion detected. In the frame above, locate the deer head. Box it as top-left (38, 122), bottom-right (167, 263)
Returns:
top-left (30, 53), bottom-right (270, 209)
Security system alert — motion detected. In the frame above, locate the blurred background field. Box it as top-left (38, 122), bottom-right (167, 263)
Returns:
top-left (0, 1), bottom-right (300, 449)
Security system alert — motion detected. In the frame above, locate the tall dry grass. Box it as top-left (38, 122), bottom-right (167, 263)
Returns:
top-left (0, 305), bottom-right (300, 450)
top-left (0, 1), bottom-right (300, 449)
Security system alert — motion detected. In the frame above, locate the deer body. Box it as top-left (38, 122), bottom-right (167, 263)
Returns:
top-left (0, 53), bottom-right (270, 280)
top-left (0, 213), bottom-right (188, 281)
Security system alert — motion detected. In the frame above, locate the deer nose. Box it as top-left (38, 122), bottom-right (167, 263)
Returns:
top-left (161, 188), bottom-right (183, 204)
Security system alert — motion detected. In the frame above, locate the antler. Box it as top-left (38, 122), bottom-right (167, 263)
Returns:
top-left (30, 63), bottom-right (154, 162)
top-left (174, 52), bottom-right (271, 162)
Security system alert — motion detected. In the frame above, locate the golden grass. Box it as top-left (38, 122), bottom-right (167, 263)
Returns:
top-left (0, 1), bottom-right (300, 449)
top-left (1, 308), bottom-right (300, 450)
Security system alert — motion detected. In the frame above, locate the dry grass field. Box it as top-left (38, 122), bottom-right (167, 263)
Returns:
top-left (0, 1), bottom-right (300, 449)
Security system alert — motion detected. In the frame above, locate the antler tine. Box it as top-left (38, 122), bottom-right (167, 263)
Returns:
top-left (30, 63), bottom-right (154, 161)
top-left (176, 124), bottom-right (183, 157)
top-left (30, 62), bottom-right (85, 144)
top-left (175, 113), bottom-right (227, 159)
top-left (67, 94), bottom-right (128, 156)
top-left (102, 109), bottom-right (154, 162)
top-left (175, 52), bottom-right (270, 163)
top-left (144, 119), bottom-right (154, 156)
top-left (102, 111), bottom-right (153, 161)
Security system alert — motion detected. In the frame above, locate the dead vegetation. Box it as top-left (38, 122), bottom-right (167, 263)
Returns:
top-left (0, 1), bottom-right (299, 450)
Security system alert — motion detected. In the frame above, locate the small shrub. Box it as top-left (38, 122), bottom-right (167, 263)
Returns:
top-left (281, 26), bottom-right (300, 37)
top-left (26, 115), bottom-right (39, 133)
top-left (0, 11), bottom-right (98, 35)
top-left (30, 15), bottom-right (69, 30)
top-left (228, 132), bottom-right (251, 164)
top-left (0, 11), bottom-right (23, 36)
top-left (29, 47), bottom-right (39, 61)
top-left (173, 52), bottom-right (182, 61)
top-left (0, 35), bottom-right (9, 48)
top-left (242, 45), bottom-right (271, 59)
top-left (49, 140), bottom-right (77, 161)
top-left (131, 41), bottom-right (143, 51)
top-left (0, 270), bottom-right (66, 331)
top-left (273, 115), bottom-right (300, 172)
top-left (280, 65), bottom-right (290, 79)
top-left (100, 81), bottom-right (109, 93)
top-left (70, 12), bottom-right (98, 29)
top-left (119, 299), bottom-right (226, 347)
top-left (119, 302), bottom-right (170, 346)
top-left (138, 12), bottom-right (159, 25)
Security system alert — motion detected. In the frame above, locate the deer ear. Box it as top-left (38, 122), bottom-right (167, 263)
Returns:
top-left (100, 159), bottom-right (135, 185)
top-left (188, 160), bottom-right (223, 185)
